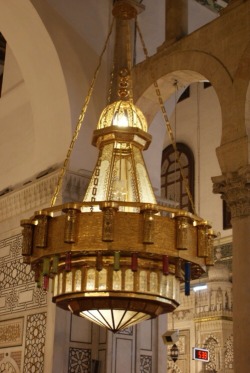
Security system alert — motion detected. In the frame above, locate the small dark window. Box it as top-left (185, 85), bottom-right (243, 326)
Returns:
top-left (203, 81), bottom-right (212, 89)
top-left (161, 143), bottom-right (194, 212)
top-left (223, 200), bottom-right (232, 230)
top-left (178, 86), bottom-right (190, 102)
top-left (0, 33), bottom-right (6, 97)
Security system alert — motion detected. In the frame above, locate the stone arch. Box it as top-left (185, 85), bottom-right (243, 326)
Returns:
top-left (0, 1), bottom-right (72, 184)
top-left (133, 49), bottom-right (230, 189)
top-left (134, 50), bottom-right (233, 143)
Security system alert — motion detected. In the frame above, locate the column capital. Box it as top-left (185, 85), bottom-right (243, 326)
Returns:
top-left (212, 166), bottom-right (250, 218)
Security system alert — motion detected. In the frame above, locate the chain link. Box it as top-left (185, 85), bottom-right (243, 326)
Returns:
top-left (135, 20), bottom-right (196, 214)
top-left (50, 17), bottom-right (115, 207)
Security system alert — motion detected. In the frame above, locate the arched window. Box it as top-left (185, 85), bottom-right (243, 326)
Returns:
top-left (161, 143), bottom-right (194, 212)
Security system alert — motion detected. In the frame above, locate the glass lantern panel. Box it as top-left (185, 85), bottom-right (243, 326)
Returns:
top-left (86, 269), bottom-right (96, 290)
top-left (66, 272), bottom-right (72, 293)
top-left (74, 270), bottom-right (82, 291)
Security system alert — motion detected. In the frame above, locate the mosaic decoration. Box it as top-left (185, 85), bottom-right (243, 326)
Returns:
top-left (23, 313), bottom-right (46, 373)
top-left (140, 355), bottom-right (152, 373)
top-left (0, 234), bottom-right (47, 316)
top-left (68, 347), bottom-right (91, 373)
top-left (0, 318), bottom-right (23, 348)
top-left (225, 335), bottom-right (234, 369)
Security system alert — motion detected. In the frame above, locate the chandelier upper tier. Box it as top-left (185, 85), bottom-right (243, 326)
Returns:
top-left (20, 0), bottom-right (216, 333)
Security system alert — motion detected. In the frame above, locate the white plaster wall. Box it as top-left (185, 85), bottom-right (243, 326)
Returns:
top-left (145, 81), bottom-right (231, 238)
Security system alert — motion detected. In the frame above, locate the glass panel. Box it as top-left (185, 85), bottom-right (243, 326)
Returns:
top-left (98, 269), bottom-right (107, 290)
top-left (53, 275), bottom-right (58, 296)
top-left (161, 160), bottom-right (169, 174)
top-left (166, 275), bottom-right (174, 298)
top-left (169, 152), bottom-right (176, 162)
top-left (80, 311), bottom-right (109, 329)
top-left (59, 273), bottom-right (63, 294)
top-left (81, 309), bottom-right (150, 332)
top-left (139, 271), bottom-right (147, 292)
top-left (159, 273), bottom-right (168, 297)
top-left (120, 311), bottom-right (150, 330)
top-left (112, 310), bottom-right (126, 329)
top-left (149, 272), bottom-right (158, 293)
top-left (86, 269), bottom-right (96, 290)
top-left (113, 270), bottom-right (122, 290)
top-left (99, 309), bottom-right (115, 329)
top-left (66, 272), bottom-right (72, 293)
top-left (136, 162), bottom-right (156, 204)
top-left (179, 152), bottom-right (188, 165)
top-left (125, 269), bottom-right (134, 291)
top-left (74, 270), bottom-right (82, 291)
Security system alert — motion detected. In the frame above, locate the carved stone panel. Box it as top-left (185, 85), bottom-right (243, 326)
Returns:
top-left (23, 313), bottom-right (47, 373)
top-left (0, 234), bottom-right (47, 316)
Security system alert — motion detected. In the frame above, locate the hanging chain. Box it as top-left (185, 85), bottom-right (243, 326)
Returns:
top-left (107, 63), bottom-right (115, 104)
top-left (125, 19), bottom-right (134, 101)
top-left (135, 20), bottom-right (196, 215)
top-left (197, 83), bottom-right (201, 216)
top-left (50, 17), bottom-right (115, 207)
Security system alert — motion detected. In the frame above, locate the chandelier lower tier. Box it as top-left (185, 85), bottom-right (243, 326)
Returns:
top-left (21, 199), bottom-right (215, 332)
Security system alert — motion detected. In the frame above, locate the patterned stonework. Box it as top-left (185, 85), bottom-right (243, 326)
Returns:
top-left (225, 335), bottom-right (234, 369)
top-left (23, 313), bottom-right (46, 373)
top-left (0, 351), bottom-right (21, 373)
top-left (213, 167), bottom-right (250, 218)
top-left (140, 355), bottom-right (152, 373)
top-left (0, 169), bottom-right (90, 223)
top-left (167, 361), bottom-right (182, 373)
top-left (203, 335), bottom-right (220, 371)
top-left (0, 318), bottom-right (23, 348)
top-left (0, 234), bottom-right (47, 315)
top-left (68, 347), bottom-right (91, 373)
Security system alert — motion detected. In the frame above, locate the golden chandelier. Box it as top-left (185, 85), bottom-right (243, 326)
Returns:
top-left (20, 0), bottom-right (216, 333)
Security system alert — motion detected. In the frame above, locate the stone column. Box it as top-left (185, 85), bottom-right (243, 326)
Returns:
top-left (165, 0), bottom-right (187, 44)
top-left (213, 166), bottom-right (250, 372)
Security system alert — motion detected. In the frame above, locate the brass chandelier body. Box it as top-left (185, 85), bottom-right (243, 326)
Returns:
top-left (21, 0), bottom-right (216, 333)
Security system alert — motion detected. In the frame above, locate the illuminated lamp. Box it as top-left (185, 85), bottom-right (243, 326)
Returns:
top-left (20, 0), bottom-right (216, 333)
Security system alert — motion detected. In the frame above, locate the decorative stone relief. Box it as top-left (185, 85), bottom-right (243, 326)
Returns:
top-left (224, 335), bottom-right (234, 369)
top-left (0, 234), bottom-right (47, 315)
top-left (0, 352), bottom-right (21, 373)
top-left (203, 335), bottom-right (220, 372)
top-left (0, 318), bottom-right (23, 348)
top-left (68, 347), bottom-right (91, 373)
top-left (167, 360), bottom-right (182, 373)
top-left (23, 313), bottom-right (46, 373)
top-left (117, 327), bottom-right (133, 336)
top-left (0, 169), bottom-right (90, 224)
top-left (212, 166), bottom-right (250, 218)
top-left (140, 355), bottom-right (152, 373)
